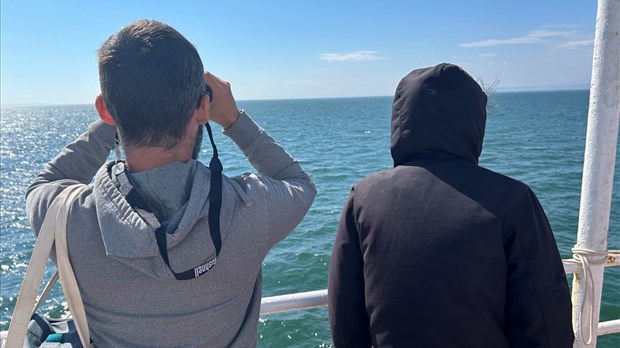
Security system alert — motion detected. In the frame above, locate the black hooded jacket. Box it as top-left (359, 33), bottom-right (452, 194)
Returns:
top-left (328, 64), bottom-right (574, 347)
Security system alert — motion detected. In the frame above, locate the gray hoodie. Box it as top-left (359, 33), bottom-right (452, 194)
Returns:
top-left (26, 111), bottom-right (316, 347)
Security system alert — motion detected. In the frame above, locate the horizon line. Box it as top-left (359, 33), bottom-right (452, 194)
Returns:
top-left (1, 86), bottom-right (590, 108)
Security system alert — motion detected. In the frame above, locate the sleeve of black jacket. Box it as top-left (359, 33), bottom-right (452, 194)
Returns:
top-left (503, 187), bottom-right (574, 347)
top-left (328, 189), bottom-right (372, 348)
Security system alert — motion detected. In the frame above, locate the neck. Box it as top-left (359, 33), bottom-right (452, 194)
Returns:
top-left (124, 149), bottom-right (183, 172)
top-left (124, 141), bottom-right (195, 173)
top-left (121, 120), bottom-right (202, 172)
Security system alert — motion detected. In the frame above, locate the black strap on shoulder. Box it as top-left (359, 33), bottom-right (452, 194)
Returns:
top-left (205, 123), bottom-right (223, 256)
top-left (111, 122), bottom-right (223, 280)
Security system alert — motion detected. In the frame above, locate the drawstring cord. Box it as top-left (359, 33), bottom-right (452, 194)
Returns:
top-left (114, 133), bottom-right (121, 163)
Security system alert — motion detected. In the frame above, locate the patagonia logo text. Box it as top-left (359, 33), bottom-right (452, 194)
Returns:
top-left (194, 257), bottom-right (217, 278)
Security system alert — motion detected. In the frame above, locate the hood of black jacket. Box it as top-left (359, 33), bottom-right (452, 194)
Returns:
top-left (390, 63), bottom-right (487, 166)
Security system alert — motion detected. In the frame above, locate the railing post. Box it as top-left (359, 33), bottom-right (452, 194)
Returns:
top-left (571, 0), bottom-right (620, 347)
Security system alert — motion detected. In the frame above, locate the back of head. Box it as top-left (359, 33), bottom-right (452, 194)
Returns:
top-left (390, 63), bottom-right (487, 166)
top-left (98, 19), bottom-right (204, 149)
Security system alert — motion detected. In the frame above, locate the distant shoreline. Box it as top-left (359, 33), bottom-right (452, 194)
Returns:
top-left (1, 88), bottom-right (590, 108)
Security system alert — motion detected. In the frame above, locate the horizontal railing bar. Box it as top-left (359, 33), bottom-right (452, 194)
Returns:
top-left (605, 250), bottom-right (620, 266)
top-left (259, 290), bottom-right (620, 338)
top-left (260, 257), bottom-right (620, 316)
top-left (598, 319), bottom-right (620, 336)
top-left (260, 257), bottom-right (620, 339)
top-left (260, 289), bottom-right (328, 315)
top-left (563, 252), bottom-right (620, 274)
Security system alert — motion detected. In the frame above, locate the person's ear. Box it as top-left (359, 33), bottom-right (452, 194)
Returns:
top-left (194, 95), bottom-right (210, 125)
top-left (95, 95), bottom-right (116, 125)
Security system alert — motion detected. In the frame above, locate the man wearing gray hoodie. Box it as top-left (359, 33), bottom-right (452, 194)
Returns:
top-left (26, 20), bottom-right (316, 347)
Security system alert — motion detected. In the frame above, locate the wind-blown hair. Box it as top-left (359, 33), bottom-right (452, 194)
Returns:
top-left (98, 19), bottom-right (204, 148)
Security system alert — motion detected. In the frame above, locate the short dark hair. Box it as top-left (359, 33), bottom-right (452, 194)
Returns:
top-left (98, 20), bottom-right (204, 148)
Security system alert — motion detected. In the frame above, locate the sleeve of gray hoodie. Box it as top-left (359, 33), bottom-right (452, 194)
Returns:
top-left (25, 119), bottom-right (117, 236)
top-left (223, 111), bottom-right (316, 245)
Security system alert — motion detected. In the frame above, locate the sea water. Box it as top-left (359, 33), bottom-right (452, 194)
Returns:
top-left (1, 90), bottom-right (619, 347)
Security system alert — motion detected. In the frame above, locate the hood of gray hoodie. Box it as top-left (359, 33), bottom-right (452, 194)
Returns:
top-left (390, 63), bottom-right (488, 166)
top-left (92, 159), bottom-right (232, 279)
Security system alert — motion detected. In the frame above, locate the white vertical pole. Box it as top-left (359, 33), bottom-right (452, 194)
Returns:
top-left (572, 0), bottom-right (620, 347)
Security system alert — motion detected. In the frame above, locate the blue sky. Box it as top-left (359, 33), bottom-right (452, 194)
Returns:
top-left (1, 0), bottom-right (598, 105)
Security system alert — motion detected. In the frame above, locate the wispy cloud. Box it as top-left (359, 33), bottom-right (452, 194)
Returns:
top-left (460, 37), bottom-right (542, 48)
top-left (527, 29), bottom-right (576, 38)
top-left (558, 39), bottom-right (594, 48)
top-left (459, 29), bottom-right (576, 48)
top-left (319, 50), bottom-right (387, 62)
top-left (540, 24), bottom-right (581, 30)
top-left (290, 79), bottom-right (320, 86)
top-left (480, 53), bottom-right (496, 57)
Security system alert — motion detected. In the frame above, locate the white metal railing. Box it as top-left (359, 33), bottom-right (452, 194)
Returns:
top-left (570, 0), bottom-right (620, 346)
top-left (598, 319), bottom-right (620, 336)
top-left (260, 256), bottom-right (620, 340)
top-left (260, 256), bottom-right (620, 316)
top-left (260, 289), bottom-right (328, 315)
top-left (563, 251), bottom-right (620, 274)
top-left (260, 256), bottom-right (620, 336)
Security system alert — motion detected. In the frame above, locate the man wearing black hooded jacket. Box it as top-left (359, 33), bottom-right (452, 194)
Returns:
top-left (328, 63), bottom-right (574, 347)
